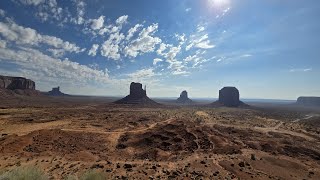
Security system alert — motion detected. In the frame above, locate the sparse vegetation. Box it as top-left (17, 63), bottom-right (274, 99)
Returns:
top-left (0, 166), bottom-right (48, 180)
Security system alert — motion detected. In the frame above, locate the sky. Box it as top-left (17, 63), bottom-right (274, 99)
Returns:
top-left (0, 0), bottom-right (319, 100)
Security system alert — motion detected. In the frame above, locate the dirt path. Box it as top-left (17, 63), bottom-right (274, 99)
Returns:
top-left (293, 114), bottom-right (319, 123)
top-left (0, 120), bottom-right (72, 136)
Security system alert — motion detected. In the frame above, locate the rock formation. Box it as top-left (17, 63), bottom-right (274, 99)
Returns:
top-left (45, 86), bottom-right (69, 96)
top-left (0, 75), bottom-right (41, 97)
top-left (219, 87), bottom-right (241, 107)
top-left (210, 87), bottom-right (247, 107)
top-left (115, 82), bottom-right (158, 105)
top-left (296, 97), bottom-right (320, 106)
top-left (0, 75), bottom-right (35, 90)
top-left (176, 90), bottom-right (193, 104)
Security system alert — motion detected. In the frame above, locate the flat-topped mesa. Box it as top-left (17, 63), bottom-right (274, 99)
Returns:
top-left (176, 90), bottom-right (193, 104)
top-left (0, 75), bottom-right (35, 90)
top-left (218, 87), bottom-right (240, 107)
top-left (115, 82), bottom-right (158, 105)
top-left (297, 96), bottom-right (320, 106)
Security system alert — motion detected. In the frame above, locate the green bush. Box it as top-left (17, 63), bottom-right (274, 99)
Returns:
top-left (0, 166), bottom-right (48, 180)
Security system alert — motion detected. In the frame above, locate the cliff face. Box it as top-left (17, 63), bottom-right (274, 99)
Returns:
top-left (0, 75), bottom-right (35, 90)
top-left (297, 97), bottom-right (320, 106)
top-left (218, 87), bottom-right (241, 107)
top-left (45, 87), bottom-right (69, 96)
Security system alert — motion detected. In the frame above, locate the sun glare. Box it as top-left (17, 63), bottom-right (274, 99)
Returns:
top-left (208, 0), bottom-right (230, 10)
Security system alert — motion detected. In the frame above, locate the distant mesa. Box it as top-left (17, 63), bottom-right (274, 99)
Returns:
top-left (211, 87), bottom-right (248, 107)
top-left (0, 75), bottom-right (41, 96)
top-left (0, 75), bottom-right (35, 90)
top-left (114, 82), bottom-right (158, 105)
top-left (176, 90), bottom-right (193, 104)
top-left (296, 96), bottom-right (320, 106)
top-left (45, 86), bottom-right (69, 96)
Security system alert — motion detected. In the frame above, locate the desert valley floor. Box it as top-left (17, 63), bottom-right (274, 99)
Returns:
top-left (0, 96), bottom-right (320, 179)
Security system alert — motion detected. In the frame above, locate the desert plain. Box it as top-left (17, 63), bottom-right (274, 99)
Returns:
top-left (0, 96), bottom-right (320, 179)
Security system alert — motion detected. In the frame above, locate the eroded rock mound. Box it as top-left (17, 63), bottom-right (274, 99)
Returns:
top-left (297, 97), bottom-right (320, 106)
top-left (45, 86), bottom-right (69, 96)
top-left (0, 75), bottom-right (35, 90)
top-left (115, 82), bottom-right (158, 105)
top-left (176, 90), bottom-right (193, 104)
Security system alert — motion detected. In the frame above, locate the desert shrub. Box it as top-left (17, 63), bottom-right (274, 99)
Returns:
top-left (0, 166), bottom-right (48, 180)
top-left (80, 170), bottom-right (106, 180)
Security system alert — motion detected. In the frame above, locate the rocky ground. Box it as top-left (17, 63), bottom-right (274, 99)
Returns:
top-left (0, 96), bottom-right (320, 179)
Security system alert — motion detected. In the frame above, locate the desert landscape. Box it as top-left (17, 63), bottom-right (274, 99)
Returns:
top-left (0, 78), bottom-right (320, 179)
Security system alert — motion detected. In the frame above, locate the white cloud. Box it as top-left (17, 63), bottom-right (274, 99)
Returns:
top-left (116, 15), bottom-right (128, 25)
top-left (156, 43), bottom-right (168, 56)
top-left (0, 39), bottom-right (6, 48)
top-left (127, 68), bottom-right (155, 80)
top-left (18, 0), bottom-right (45, 6)
top-left (0, 9), bottom-right (5, 17)
top-left (124, 23), bottom-right (162, 58)
top-left (126, 24), bottom-right (142, 40)
top-left (48, 48), bottom-right (65, 57)
top-left (290, 68), bottom-right (312, 72)
top-left (0, 47), bottom-right (110, 84)
top-left (71, 0), bottom-right (86, 25)
top-left (186, 34), bottom-right (215, 50)
top-left (101, 32), bottom-right (125, 60)
top-left (90, 16), bottom-right (105, 30)
top-left (153, 58), bottom-right (163, 65)
top-left (88, 44), bottom-right (99, 56)
top-left (0, 21), bottom-right (84, 53)
top-left (185, 8), bottom-right (191, 12)
top-left (197, 26), bottom-right (205, 32)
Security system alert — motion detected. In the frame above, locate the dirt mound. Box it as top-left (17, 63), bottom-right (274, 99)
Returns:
top-left (116, 120), bottom-right (243, 160)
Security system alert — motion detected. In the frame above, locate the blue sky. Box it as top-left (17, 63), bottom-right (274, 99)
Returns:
top-left (0, 0), bottom-right (319, 99)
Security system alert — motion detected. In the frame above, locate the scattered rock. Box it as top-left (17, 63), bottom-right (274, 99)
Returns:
top-left (238, 161), bottom-right (245, 167)
top-left (251, 154), bottom-right (256, 160)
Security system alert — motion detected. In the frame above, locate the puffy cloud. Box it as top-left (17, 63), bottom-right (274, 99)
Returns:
top-left (124, 23), bottom-right (162, 58)
top-left (0, 21), bottom-right (84, 53)
top-left (101, 32), bottom-right (125, 60)
top-left (116, 15), bottom-right (128, 25)
top-left (0, 39), bottom-right (6, 48)
top-left (88, 44), bottom-right (99, 56)
top-left (126, 24), bottom-right (142, 40)
top-left (153, 58), bottom-right (163, 65)
top-left (197, 26), bottom-right (205, 32)
top-left (185, 8), bottom-right (191, 12)
top-left (0, 9), bottom-right (5, 17)
top-left (71, 0), bottom-right (86, 25)
top-left (156, 43), bottom-right (168, 56)
top-left (90, 16), bottom-right (105, 30)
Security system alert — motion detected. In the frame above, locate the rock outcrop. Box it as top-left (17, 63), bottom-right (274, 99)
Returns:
top-left (115, 82), bottom-right (158, 105)
top-left (210, 87), bottom-right (248, 107)
top-left (45, 86), bottom-right (69, 96)
top-left (0, 75), bottom-right (40, 97)
top-left (219, 87), bottom-right (241, 107)
top-left (176, 90), bottom-right (193, 104)
top-left (0, 75), bottom-right (35, 90)
top-left (296, 97), bottom-right (320, 106)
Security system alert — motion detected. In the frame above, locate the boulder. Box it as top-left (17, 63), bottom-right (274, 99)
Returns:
top-left (176, 90), bottom-right (193, 104)
top-left (218, 87), bottom-right (240, 107)
top-left (115, 82), bottom-right (158, 105)
top-left (297, 97), bottom-right (320, 106)
top-left (0, 75), bottom-right (35, 90)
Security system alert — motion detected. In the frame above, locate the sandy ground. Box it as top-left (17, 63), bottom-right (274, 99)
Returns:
top-left (0, 96), bottom-right (320, 179)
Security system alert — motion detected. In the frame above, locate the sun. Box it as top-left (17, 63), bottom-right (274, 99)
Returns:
top-left (208, 0), bottom-right (230, 10)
